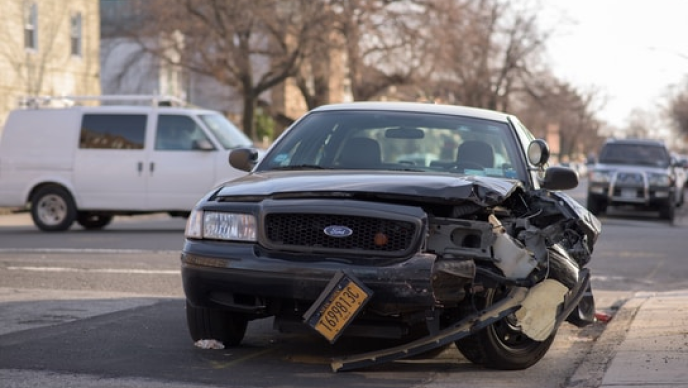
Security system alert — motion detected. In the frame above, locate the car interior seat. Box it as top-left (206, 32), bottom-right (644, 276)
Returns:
top-left (338, 137), bottom-right (382, 168)
top-left (456, 140), bottom-right (494, 168)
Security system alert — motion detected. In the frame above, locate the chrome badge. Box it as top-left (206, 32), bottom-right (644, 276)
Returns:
top-left (323, 225), bottom-right (353, 238)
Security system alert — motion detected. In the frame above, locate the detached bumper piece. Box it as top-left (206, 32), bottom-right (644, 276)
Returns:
top-left (330, 287), bottom-right (528, 372)
top-left (331, 269), bottom-right (593, 372)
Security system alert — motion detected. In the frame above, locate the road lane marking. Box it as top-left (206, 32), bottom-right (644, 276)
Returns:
top-left (7, 266), bottom-right (179, 275)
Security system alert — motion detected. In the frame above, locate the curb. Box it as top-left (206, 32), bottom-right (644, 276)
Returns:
top-left (565, 295), bottom-right (646, 388)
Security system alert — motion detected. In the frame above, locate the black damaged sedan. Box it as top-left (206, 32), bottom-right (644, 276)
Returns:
top-left (181, 102), bottom-right (601, 372)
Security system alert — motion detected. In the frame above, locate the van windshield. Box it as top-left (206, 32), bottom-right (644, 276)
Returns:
top-left (198, 113), bottom-right (253, 149)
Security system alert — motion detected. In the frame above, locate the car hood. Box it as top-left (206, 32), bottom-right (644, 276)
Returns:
top-left (214, 171), bottom-right (524, 207)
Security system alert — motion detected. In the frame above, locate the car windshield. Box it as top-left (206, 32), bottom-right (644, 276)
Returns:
top-left (598, 143), bottom-right (670, 168)
top-left (255, 110), bottom-right (527, 181)
top-left (198, 113), bottom-right (253, 150)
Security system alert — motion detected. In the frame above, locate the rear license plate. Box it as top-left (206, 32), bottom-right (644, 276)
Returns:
top-left (303, 271), bottom-right (372, 343)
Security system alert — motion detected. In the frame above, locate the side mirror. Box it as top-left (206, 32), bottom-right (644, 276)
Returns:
top-left (541, 166), bottom-right (579, 191)
top-left (229, 148), bottom-right (259, 172)
top-left (527, 139), bottom-right (550, 166)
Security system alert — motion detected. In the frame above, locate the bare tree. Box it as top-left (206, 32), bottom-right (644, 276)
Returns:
top-left (115, 0), bottom-right (330, 140)
top-left (624, 108), bottom-right (656, 139)
top-left (331, 0), bottom-right (430, 101)
top-left (417, 0), bottom-right (550, 111)
top-left (513, 73), bottom-right (605, 160)
top-left (666, 78), bottom-right (688, 139)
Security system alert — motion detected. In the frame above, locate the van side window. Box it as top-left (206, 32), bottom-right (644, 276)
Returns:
top-left (80, 114), bottom-right (146, 149)
top-left (156, 115), bottom-right (209, 150)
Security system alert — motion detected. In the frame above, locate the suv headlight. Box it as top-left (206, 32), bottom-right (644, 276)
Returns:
top-left (589, 170), bottom-right (612, 183)
top-left (185, 209), bottom-right (257, 241)
top-left (647, 173), bottom-right (672, 187)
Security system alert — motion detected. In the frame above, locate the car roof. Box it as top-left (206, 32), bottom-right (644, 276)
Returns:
top-left (311, 101), bottom-right (513, 123)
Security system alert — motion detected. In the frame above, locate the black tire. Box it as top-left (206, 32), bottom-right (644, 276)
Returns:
top-left (455, 286), bottom-right (556, 370)
top-left (76, 213), bottom-right (114, 230)
top-left (659, 198), bottom-right (675, 221)
top-left (30, 186), bottom-right (77, 232)
top-left (586, 195), bottom-right (604, 216)
top-left (186, 301), bottom-right (248, 346)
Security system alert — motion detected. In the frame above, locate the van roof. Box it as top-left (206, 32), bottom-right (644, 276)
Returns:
top-left (14, 105), bottom-right (221, 115)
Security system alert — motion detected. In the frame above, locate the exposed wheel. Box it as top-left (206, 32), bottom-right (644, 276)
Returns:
top-left (76, 213), bottom-right (114, 230)
top-left (30, 186), bottom-right (77, 232)
top-left (186, 301), bottom-right (248, 346)
top-left (454, 286), bottom-right (556, 370)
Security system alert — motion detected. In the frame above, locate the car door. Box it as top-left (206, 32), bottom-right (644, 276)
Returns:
top-left (73, 113), bottom-right (149, 210)
top-left (147, 113), bottom-right (217, 210)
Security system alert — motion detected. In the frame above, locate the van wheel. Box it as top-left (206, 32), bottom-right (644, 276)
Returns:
top-left (76, 213), bottom-right (114, 230)
top-left (186, 301), bottom-right (248, 347)
top-left (31, 186), bottom-right (77, 232)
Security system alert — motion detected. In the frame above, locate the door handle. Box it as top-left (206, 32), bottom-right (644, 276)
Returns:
top-left (150, 162), bottom-right (155, 174)
top-left (137, 161), bottom-right (143, 175)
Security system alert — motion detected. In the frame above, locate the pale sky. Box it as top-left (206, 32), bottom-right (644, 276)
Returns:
top-left (541, 1), bottom-right (688, 130)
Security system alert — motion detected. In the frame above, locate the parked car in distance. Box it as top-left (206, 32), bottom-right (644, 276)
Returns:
top-left (181, 101), bottom-right (600, 372)
top-left (0, 95), bottom-right (255, 231)
top-left (587, 138), bottom-right (684, 221)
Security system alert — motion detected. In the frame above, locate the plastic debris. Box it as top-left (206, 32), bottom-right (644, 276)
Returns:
top-left (594, 311), bottom-right (612, 323)
top-left (194, 339), bottom-right (225, 349)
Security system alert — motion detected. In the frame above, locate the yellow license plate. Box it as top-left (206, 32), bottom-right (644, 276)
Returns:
top-left (304, 272), bottom-right (372, 343)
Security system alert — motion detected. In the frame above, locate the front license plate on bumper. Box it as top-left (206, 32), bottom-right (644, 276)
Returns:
top-left (620, 188), bottom-right (637, 198)
top-left (303, 271), bottom-right (372, 343)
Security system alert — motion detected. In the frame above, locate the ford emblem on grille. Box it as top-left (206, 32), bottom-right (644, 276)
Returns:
top-left (323, 225), bottom-right (353, 238)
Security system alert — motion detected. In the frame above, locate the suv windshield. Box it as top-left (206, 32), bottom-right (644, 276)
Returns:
top-left (598, 143), bottom-right (670, 168)
top-left (256, 110), bottom-right (527, 181)
top-left (198, 113), bottom-right (253, 149)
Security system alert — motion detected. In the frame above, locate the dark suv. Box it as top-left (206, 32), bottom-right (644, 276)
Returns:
top-left (587, 138), bottom-right (684, 220)
top-left (181, 102), bottom-right (600, 372)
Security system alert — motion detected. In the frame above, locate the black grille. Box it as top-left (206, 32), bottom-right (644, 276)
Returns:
top-left (264, 213), bottom-right (417, 254)
top-left (616, 172), bottom-right (644, 185)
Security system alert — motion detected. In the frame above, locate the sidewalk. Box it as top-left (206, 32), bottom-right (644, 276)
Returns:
top-left (568, 290), bottom-right (688, 388)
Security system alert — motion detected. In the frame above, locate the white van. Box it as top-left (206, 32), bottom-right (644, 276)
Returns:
top-left (0, 95), bottom-right (255, 231)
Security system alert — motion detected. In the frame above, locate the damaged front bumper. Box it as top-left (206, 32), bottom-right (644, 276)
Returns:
top-left (332, 268), bottom-right (592, 372)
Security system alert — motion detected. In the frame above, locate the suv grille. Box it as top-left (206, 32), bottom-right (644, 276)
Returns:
top-left (264, 213), bottom-right (417, 255)
top-left (615, 172), bottom-right (644, 186)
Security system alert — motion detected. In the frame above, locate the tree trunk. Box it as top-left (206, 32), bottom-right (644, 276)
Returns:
top-left (242, 94), bottom-right (256, 141)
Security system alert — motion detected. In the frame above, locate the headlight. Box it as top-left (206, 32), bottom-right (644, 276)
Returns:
top-left (185, 209), bottom-right (257, 241)
top-left (589, 170), bottom-right (612, 183)
top-left (647, 173), bottom-right (672, 186)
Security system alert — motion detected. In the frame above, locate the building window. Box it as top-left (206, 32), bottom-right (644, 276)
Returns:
top-left (24, 2), bottom-right (38, 50)
top-left (70, 13), bottom-right (82, 56)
